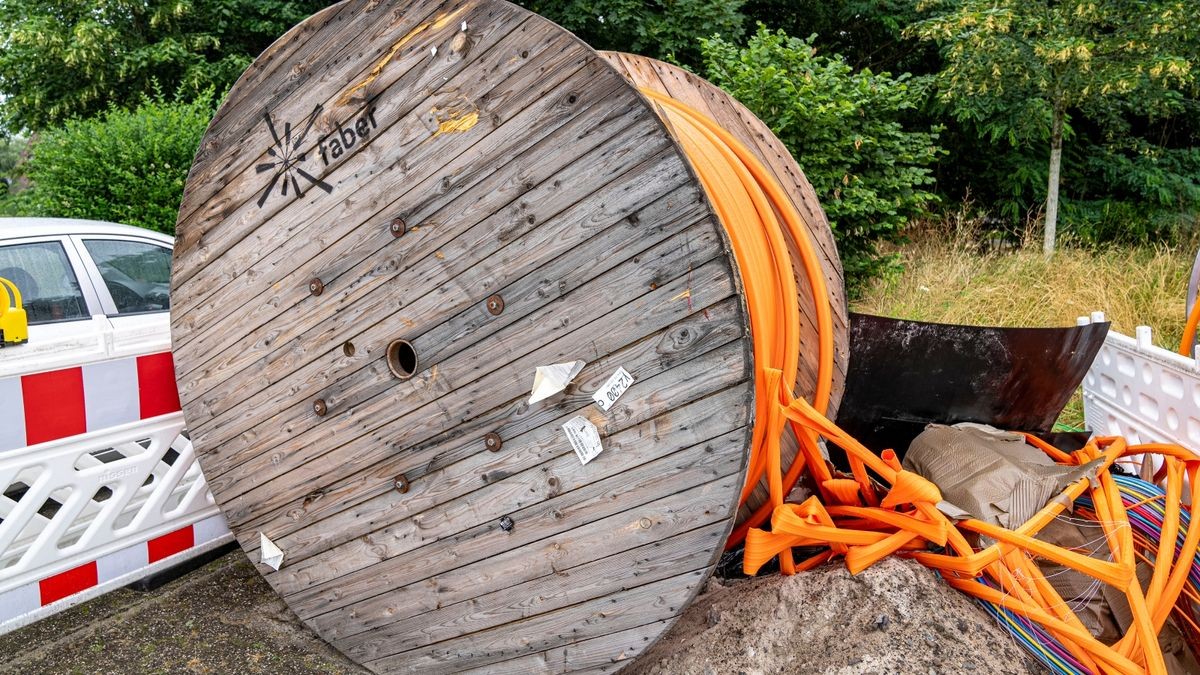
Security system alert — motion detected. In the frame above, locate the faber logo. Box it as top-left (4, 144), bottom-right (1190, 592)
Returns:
top-left (255, 100), bottom-right (381, 208)
top-left (256, 104), bottom-right (332, 207)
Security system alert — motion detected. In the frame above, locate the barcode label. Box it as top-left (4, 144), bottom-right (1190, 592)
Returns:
top-left (562, 416), bottom-right (604, 465)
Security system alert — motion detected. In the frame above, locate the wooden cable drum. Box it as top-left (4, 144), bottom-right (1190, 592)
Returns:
top-left (169, 1), bottom-right (847, 672)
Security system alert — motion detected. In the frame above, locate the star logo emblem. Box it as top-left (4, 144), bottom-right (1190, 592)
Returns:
top-left (256, 105), bottom-right (334, 207)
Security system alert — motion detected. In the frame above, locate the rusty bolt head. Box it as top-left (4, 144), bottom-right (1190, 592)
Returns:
top-left (484, 432), bottom-right (502, 452)
top-left (499, 515), bottom-right (514, 532)
top-left (394, 474), bottom-right (410, 493)
top-left (308, 278), bottom-right (324, 296)
top-left (312, 398), bottom-right (328, 416)
top-left (390, 217), bottom-right (406, 237)
top-left (486, 294), bottom-right (504, 315)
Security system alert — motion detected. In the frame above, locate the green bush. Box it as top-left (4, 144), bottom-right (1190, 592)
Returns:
top-left (942, 117), bottom-right (1200, 246)
top-left (19, 94), bottom-right (213, 234)
top-left (700, 27), bottom-right (943, 289)
top-left (1068, 139), bottom-right (1200, 244)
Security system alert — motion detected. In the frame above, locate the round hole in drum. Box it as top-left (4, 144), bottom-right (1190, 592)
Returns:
top-left (386, 339), bottom-right (418, 379)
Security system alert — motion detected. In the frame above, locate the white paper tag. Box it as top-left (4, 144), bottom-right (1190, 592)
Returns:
top-left (529, 360), bottom-right (586, 404)
top-left (592, 367), bottom-right (634, 411)
top-left (259, 532), bottom-right (284, 571)
top-left (562, 415), bottom-right (604, 465)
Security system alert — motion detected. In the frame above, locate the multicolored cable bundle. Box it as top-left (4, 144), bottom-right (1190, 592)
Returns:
top-left (646, 88), bottom-right (1200, 673)
top-left (979, 470), bottom-right (1200, 674)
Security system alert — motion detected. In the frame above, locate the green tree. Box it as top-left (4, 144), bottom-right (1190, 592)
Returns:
top-left (18, 94), bottom-right (214, 233)
top-left (517, 0), bottom-right (745, 66)
top-left (742, 0), bottom-right (935, 74)
top-left (701, 26), bottom-right (943, 289)
top-left (0, 0), bottom-right (332, 132)
top-left (910, 0), bottom-right (1199, 255)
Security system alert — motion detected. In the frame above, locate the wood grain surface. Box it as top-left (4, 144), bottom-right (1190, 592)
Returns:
top-left (170, 1), bottom-right (765, 672)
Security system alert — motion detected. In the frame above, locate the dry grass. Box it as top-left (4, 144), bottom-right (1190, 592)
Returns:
top-left (851, 225), bottom-right (1196, 426)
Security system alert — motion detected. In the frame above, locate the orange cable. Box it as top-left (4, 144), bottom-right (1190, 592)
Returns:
top-left (1180, 298), bottom-right (1200, 356)
top-left (642, 87), bottom-right (1198, 674)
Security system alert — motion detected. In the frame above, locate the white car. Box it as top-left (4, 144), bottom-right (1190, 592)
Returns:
top-left (0, 218), bottom-right (173, 376)
top-left (0, 217), bottom-right (230, 635)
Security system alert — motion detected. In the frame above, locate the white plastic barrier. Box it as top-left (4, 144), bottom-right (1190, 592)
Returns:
top-left (0, 317), bottom-right (231, 635)
top-left (1079, 311), bottom-right (1200, 482)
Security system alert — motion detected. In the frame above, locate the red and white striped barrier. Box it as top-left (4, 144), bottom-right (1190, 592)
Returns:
top-left (0, 515), bottom-right (230, 630)
top-left (0, 352), bottom-right (180, 451)
top-left (0, 350), bottom-right (232, 634)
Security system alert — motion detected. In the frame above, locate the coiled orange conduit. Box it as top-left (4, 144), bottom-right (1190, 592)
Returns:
top-left (646, 87), bottom-right (1200, 675)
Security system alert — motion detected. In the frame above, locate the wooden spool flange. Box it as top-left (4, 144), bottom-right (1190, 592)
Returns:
top-left (169, 1), bottom-right (846, 673)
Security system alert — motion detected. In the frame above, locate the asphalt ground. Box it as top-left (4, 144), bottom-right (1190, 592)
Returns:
top-left (0, 550), bottom-right (367, 675)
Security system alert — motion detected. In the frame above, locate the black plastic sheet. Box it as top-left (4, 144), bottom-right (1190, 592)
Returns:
top-left (833, 313), bottom-right (1109, 461)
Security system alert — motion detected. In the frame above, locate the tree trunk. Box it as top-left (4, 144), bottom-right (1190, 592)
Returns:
top-left (1043, 105), bottom-right (1065, 257)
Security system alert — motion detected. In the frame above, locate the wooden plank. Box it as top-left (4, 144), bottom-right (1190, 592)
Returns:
top-left (176, 0), bottom-right (514, 299)
top-left (178, 119), bottom-right (679, 420)
top-left (261, 385), bottom-right (747, 601)
top-left (181, 125), bottom-right (681, 431)
top-left (197, 186), bottom-right (714, 488)
top-left (344, 526), bottom-right (720, 655)
top-left (298, 454), bottom-right (734, 653)
top-left (369, 572), bottom-right (706, 674)
top-left (335, 441), bottom-right (739, 659)
top-left (214, 256), bottom-right (738, 544)
top-left (173, 12), bottom-right (575, 357)
top-left (212, 218), bottom-right (729, 554)
top-left (317, 520), bottom-right (728, 644)
top-left (282, 458), bottom-right (739, 638)
top-left (199, 201), bottom-right (716, 545)
top-left (459, 621), bottom-right (668, 674)
top-left (280, 441), bottom-right (741, 626)
top-left (195, 185), bottom-right (719, 513)
top-left (297, 475), bottom-right (738, 626)
top-left (235, 297), bottom-right (746, 564)
top-left (202, 2), bottom-right (354, 135)
top-left (178, 92), bottom-right (656, 463)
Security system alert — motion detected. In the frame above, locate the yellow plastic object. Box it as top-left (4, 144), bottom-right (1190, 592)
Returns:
top-left (0, 276), bottom-right (29, 346)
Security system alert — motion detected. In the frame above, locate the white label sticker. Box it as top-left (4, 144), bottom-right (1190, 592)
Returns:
top-left (592, 367), bottom-right (634, 411)
top-left (562, 415), bottom-right (604, 465)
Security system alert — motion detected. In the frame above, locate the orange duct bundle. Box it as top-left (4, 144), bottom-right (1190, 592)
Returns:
top-left (646, 88), bottom-right (1200, 674)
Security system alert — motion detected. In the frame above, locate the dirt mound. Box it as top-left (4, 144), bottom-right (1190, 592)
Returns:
top-left (631, 556), bottom-right (1044, 675)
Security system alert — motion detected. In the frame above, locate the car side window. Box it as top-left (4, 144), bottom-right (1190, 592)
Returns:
top-left (0, 241), bottom-right (89, 324)
top-left (82, 239), bottom-right (172, 315)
